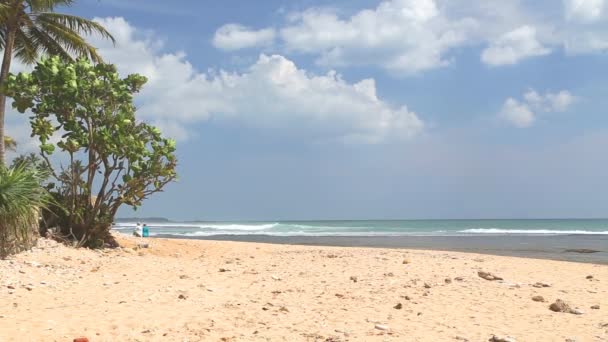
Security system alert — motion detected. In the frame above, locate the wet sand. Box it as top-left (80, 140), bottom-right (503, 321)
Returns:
top-left (158, 234), bottom-right (608, 264)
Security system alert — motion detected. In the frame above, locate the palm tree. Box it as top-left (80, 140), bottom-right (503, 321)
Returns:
top-left (0, 0), bottom-right (115, 165)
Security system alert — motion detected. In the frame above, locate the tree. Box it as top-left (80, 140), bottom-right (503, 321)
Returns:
top-left (4, 135), bottom-right (16, 151)
top-left (5, 57), bottom-right (177, 247)
top-left (0, 0), bottom-right (115, 166)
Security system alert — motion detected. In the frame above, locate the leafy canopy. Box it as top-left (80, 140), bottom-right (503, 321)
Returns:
top-left (5, 57), bottom-right (177, 246)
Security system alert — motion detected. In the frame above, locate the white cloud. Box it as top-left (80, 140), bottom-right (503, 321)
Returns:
top-left (88, 17), bottom-right (423, 143)
top-left (481, 26), bottom-right (551, 66)
top-left (564, 0), bottom-right (605, 22)
top-left (212, 24), bottom-right (276, 50)
top-left (277, 0), bottom-right (477, 74)
top-left (500, 98), bottom-right (536, 128)
top-left (500, 89), bottom-right (576, 127)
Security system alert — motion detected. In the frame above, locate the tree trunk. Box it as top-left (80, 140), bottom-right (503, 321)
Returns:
top-left (0, 27), bottom-right (16, 167)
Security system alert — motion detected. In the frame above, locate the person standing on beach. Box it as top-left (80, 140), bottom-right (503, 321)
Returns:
top-left (142, 223), bottom-right (150, 237)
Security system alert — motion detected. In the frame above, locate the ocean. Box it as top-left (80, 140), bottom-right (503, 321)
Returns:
top-left (113, 219), bottom-right (608, 263)
top-left (113, 219), bottom-right (608, 237)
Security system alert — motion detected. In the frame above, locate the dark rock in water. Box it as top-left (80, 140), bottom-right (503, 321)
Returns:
top-left (565, 249), bottom-right (600, 254)
top-left (549, 299), bottom-right (571, 312)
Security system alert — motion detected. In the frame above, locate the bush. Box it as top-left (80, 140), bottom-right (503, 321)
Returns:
top-left (0, 165), bottom-right (49, 258)
top-left (6, 57), bottom-right (178, 247)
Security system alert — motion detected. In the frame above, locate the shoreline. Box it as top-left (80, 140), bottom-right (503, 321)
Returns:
top-left (154, 234), bottom-right (608, 265)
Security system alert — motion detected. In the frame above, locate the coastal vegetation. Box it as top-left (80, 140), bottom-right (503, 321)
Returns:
top-left (5, 57), bottom-right (178, 247)
top-left (0, 0), bottom-right (114, 165)
top-left (0, 1), bottom-right (175, 254)
top-left (0, 163), bottom-right (49, 257)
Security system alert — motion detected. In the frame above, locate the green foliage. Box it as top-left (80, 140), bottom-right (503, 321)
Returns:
top-left (0, 164), bottom-right (50, 258)
top-left (5, 57), bottom-right (178, 247)
top-left (3, 136), bottom-right (16, 151)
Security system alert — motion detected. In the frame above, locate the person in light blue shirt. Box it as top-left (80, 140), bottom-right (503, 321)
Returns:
top-left (142, 223), bottom-right (150, 237)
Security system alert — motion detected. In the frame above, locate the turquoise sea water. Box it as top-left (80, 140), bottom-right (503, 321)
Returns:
top-left (112, 219), bottom-right (608, 237)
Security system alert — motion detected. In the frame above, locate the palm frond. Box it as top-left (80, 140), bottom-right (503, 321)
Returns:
top-left (14, 27), bottom-right (39, 64)
top-left (37, 13), bottom-right (115, 44)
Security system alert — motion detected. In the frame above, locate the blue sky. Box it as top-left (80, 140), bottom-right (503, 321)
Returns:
top-left (7, 0), bottom-right (608, 220)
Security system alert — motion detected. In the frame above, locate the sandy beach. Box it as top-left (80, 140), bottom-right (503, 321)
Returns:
top-left (1, 234), bottom-right (607, 342)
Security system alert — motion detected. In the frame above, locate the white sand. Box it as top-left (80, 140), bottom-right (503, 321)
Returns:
top-left (0, 234), bottom-right (606, 341)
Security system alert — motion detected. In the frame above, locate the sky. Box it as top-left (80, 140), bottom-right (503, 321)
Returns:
top-left (5, 0), bottom-right (608, 220)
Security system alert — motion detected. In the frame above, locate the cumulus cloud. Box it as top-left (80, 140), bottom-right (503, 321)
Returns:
top-left (87, 17), bottom-right (423, 143)
top-left (481, 26), bottom-right (551, 66)
top-left (564, 0), bottom-right (605, 22)
top-left (500, 89), bottom-right (576, 127)
top-left (212, 24), bottom-right (276, 50)
top-left (210, 0), bottom-right (608, 72)
top-left (278, 0), bottom-right (477, 74)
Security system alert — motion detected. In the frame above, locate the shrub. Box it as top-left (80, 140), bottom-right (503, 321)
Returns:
top-left (0, 165), bottom-right (49, 258)
top-left (5, 57), bottom-right (178, 247)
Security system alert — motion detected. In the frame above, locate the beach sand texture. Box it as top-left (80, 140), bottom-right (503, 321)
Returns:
top-left (0, 234), bottom-right (607, 341)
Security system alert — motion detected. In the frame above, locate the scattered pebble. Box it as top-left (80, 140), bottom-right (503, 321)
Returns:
top-left (591, 305), bottom-right (600, 310)
top-left (178, 294), bottom-right (187, 300)
top-left (444, 278), bottom-right (452, 284)
top-left (478, 271), bottom-right (503, 281)
top-left (424, 283), bottom-right (432, 289)
top-left (393, 303), bottom-right (402, 310)
top-left (532, 282), bottom-right (551, 288)
top-left (489, 335), bottom-right (516, 342)
top-left (374, 324), bottom-right (389, 331)
top-left (549, 299), bottom-right (571, 313)
top-left (586, 275), bottom-right (593, 279)
top-left (532, 296), bottom-right (545, 302)
top-left (349, 276), bottom-right (358, 283)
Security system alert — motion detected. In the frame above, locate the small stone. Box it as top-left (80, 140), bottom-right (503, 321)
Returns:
top-left (402, 259), bottom-right (410, 264)
top-left (404, 295), bottom-right (412, 301)
top-left (178, 294), bottom-right (187, 300)
top-left (454, 336), bottom-right (469, 341)
top-left (179, 275), bottom-right (189, 279)
top-left (349, 276), bottom-right (358, 283)
top-left (445, 278), bottom-right (452, 284)
top-left (532, 296), bottom-right (545, 302)
top-left (271, 275), bottom-right (281, 281)
top-left (455, 277), bottom-right (464, 281)
top-left (570, 308), bottom-right (584, 315)
top-left (219, 268), bottom-right (230, 272)
top-left (73, 338), bottom-right (89, 342)
top-left (424, 283), bottom-right (431, 289)
top-left (384, 272), bottom-right (394, 277)
top-left (489, 335), bottom-right (516, 342)
top-left (586, 275), bottom-right (593, 279)
top-left (393, 303), bottom-right (402, 310)
top-left (374, 324), bottom-right (389, 331)
top-left (478, 271), bottom-right (502, 281)
top-left (591, 305), bottom-right (600, 310)
top-left (6, 285), bottom-right (15, 290)
top-left (532, 282), bottom-right (551, 288)
top-left (549, 299), bottom-right (571, 313)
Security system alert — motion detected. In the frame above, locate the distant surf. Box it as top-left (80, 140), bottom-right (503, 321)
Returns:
top-left (112, 219), bottom-right (608, 237)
